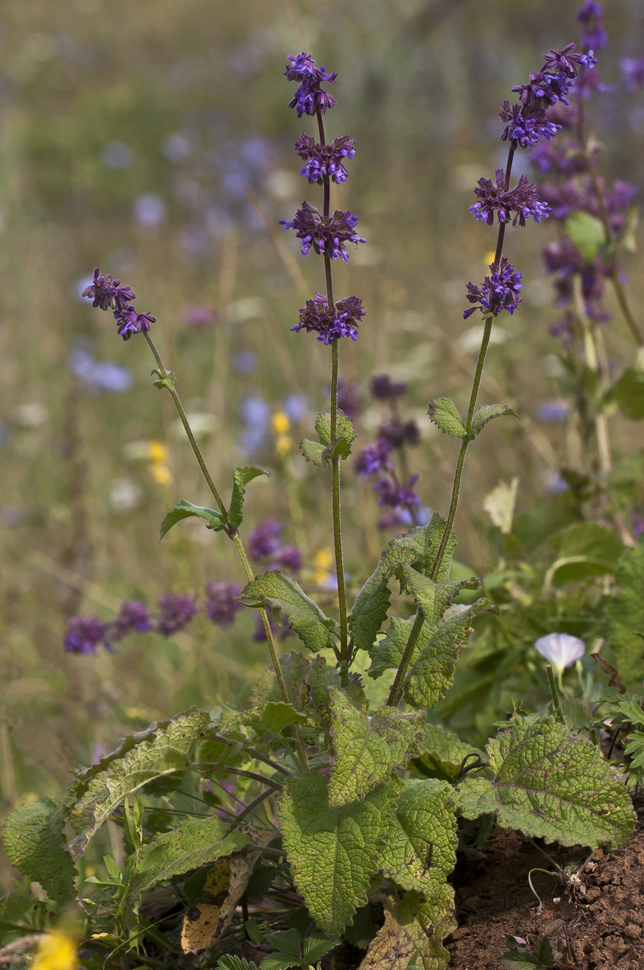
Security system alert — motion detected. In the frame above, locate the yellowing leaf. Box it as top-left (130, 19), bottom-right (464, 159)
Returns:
top-left (181, 902), bottom-right (222, 953)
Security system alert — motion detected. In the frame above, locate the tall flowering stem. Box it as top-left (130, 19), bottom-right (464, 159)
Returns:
top-left (388, 43), bottom-right (595, 706)
top-left (80, 270), bottom-right (309, 772)
top-left (282, 53), bottom-right (366, 686)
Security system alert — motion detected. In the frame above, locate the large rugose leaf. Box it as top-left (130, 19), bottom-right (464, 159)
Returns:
top-left (455, 714), bottom-right (636, 849)
top-left (278, 773), bottom-right (395, 937)
top-left (3, 797), bottom-right (76, 904)
top-left (66, 709), bottom-right (209, 859)
top-left (327, 689), bottom-right (423, 806)
top-left (379, 779), bottom-right (457, 898)
top-left (358, 887), bottom-right (456, 970)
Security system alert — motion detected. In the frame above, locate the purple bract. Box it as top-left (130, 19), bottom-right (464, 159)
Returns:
top-left (284, 52), bottom-right (338, 118)
top-left (291, 292), bottom-right (365, 344)
top-left (280, 202), bottom-right (365, 261)
top-left (463, 258), bottom-right (524, 320)
top-left (295, 133), bottom-right (355, 184)
top-left (470, 170), bottom-right (551, 227)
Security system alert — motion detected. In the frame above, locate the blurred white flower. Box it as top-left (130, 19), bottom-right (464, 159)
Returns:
top-left (534, 633), bottom-right (585, 674)
top-left (110, 478), bottom-right (142, 512)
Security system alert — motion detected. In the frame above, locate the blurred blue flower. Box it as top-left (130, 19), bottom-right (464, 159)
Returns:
top-left (162, 132), bottom-right (192, 162)
top-left (546, 471), bottom-right (569, 495)
top-left (102, 141), bottom-right (133, 169)
top-left (178, 223), bottom-right (207, 254)
top-left (133, 193), bottom-right (166, 229)
top-left (233, 350), bottom-right (259, 374)
top-left (282, 393), bottom-right (308, 423)
top-left (534, 399), bottom-right (571, 422)
top-left (240, 136), bottom-right (271, 170)
top-left (69, 348), bottom-right (133, 394)
top-left (239, 395), bottom-right (270, 455)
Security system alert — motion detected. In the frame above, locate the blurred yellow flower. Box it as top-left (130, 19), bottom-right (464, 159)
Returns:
top-left (275, 434), bottom-right (294, 457)
top-left (31, 931), bottom-right (78, 970)
top-left (148, 440), bottom-right (172, 486)
top-left (271, 411), bottom-right (291, 435)
top-left (313, 547), bottom-right (334, 585)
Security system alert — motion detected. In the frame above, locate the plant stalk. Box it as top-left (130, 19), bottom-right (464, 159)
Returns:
top-left (546, 664), bottom-right (565, 724)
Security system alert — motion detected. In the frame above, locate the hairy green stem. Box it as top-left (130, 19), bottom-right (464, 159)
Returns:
top-left (546, 664), bottom-right (565, 724)
top-left (317, 107), bottom-right (349, 687)
top-left (144, 332), bottom-right (229, 522)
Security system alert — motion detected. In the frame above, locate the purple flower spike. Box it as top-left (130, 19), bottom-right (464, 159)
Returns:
top-left (295, 133), bottom-right (356, 184)
top-left (542, 44), bottom-right (597, 78)
top-left (373, 474), bottom-right (421, 510)
top-left (274, 546), bottom-right (303, 572)
top-left (204, 582), bottom-right (243, 628)
top-left (499, 102), bottom-right (562, 148)
top-left (285, 53), bottom-right (338, 118)
top-left (155, 593), bottom-right (197, 636)
top-left (63, 616), bottom-right (111, 654)
top-left (115, 306), bottom-right (156, 341)
top-left (370, 374), bottom-right (407, 399)
top-left (280, 202), bottom-right (365, 261)
top-left (248, 519), bottom-right (283, 561)
top-left (291, 292), bottom-right (365, 343)
top-left (82, 268), bottom-right (137, 312)
top-left (470, 170), bottom-right (551, 227)
top-left (356, 438), bottom-right (395, 478)
top-left (379, 418), bottom-right (420, 448)
top-left (110, 600), bottom-right (152, 641)
top-left (621, 58), bottom-right (644, 93)
top-left (463, 258), bottom-right (523, 320)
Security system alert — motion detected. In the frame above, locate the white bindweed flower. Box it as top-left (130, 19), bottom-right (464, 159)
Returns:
top-left (534, 633), bottom-right (585, 674)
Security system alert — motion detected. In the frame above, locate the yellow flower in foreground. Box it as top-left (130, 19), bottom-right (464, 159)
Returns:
top-left (31, 931), bottom-right (78, 970)
top-left (271, 411), bottom-right (291, 435)
top-left (313, 547), bottom-right (334, 585)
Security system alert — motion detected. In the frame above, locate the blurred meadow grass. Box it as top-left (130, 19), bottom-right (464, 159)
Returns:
top-left (1, 0), bottom-right (643, 879)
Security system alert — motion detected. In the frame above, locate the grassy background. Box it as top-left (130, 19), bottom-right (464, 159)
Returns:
top-left (1, 0), bottom-right (643, 876)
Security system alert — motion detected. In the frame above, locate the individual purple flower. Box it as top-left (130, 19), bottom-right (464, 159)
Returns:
top-left (291, 292), bottom-right (365, 343)
top-left (204, 582), bottom-right (243, 628)
top-left (273, 546), bottom-right (303, 572)
top-left (499, 101), bottom-right (562, 148)
top-left (63, 616), bottom-right (111, 654)
top-left (370, 374), bottom-right (407, 400)
top-left (356, 438), bottom-right (395, 478)
top-left (295, 133), bottom-right (355, 184)
top-left (115, 306), bottom-right (156, 341)
top-left (155, 593), bottom-right (197, 636)
top-left (280, 201), bottom-right (365, 261)
top-left (542, 44), bottom-right (597, 77)
top-left (621, 58), bottom-right (644, 93)
top-left (470, 170), bottom-right (551, 227)
top-left (379, 418), bottom-right (420, 448)
top-left (248, 519), bottom-right (283, 561)
top-left (512, 71), bottom-right (574, 110)
top-left (373, 474), bottom-right (421, 510)
top-left (284, 53), bottom-right (338, 118)
top-left (463, 258), bottom-right (524, 320)
top-left (82, 267), bottom-right (136, 312)
top-left (110, 600), bottom-right (152, 641)
top-left (336, 380), bottom-right (362, 418)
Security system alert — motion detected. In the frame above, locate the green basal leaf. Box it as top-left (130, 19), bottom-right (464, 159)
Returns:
top-left (380, 779), bottom-right (457, 898)
top-left (564, 210), bottom-right (606, 263)
top-left (500, 945), bottom-right (543, 969)
top-left (314, 410), bottom-right (355, 447)
top-left (468, 404), bottom-right (517, 439)
top-left (411, 725), bottom-right (484, 782)
top-left (358, 887), bottom-right (455, 970)
top-left (3, 797), bottom-right (76, 904)
top-left (546, 521), bottom-right (624, 587)
top-left (606, 541), bottom-right (644, 690)
top-left (299, 438), bottom-right (327, 467)
top-left (278, 772), bottom-right (395, 937)
top-left (455, 714), bottom-right (636, 849)
top-left (328, 689), bottom-right (423, 806)
top-left (349, 515), bottom-right (456, 655)
top-left (216, 957), bottom-right (259, 970)
top-left (614, 368), bottom-right (644, 420)
top-left (240, 571), bottom-right (335, 653)
top-left (126, 815), bottom-right (251, 925)
top-left (426, 397), bottom-right (466, 438)
top-left (67, 710), bottom-right (209, 859)
top-left (228, 466), bottom-right (270, 530)
top-left (160, 499), bottom-right (225, 541)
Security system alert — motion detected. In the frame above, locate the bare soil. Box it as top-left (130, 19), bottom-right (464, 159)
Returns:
top-left (446, 805), bottom-right (644, 970)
